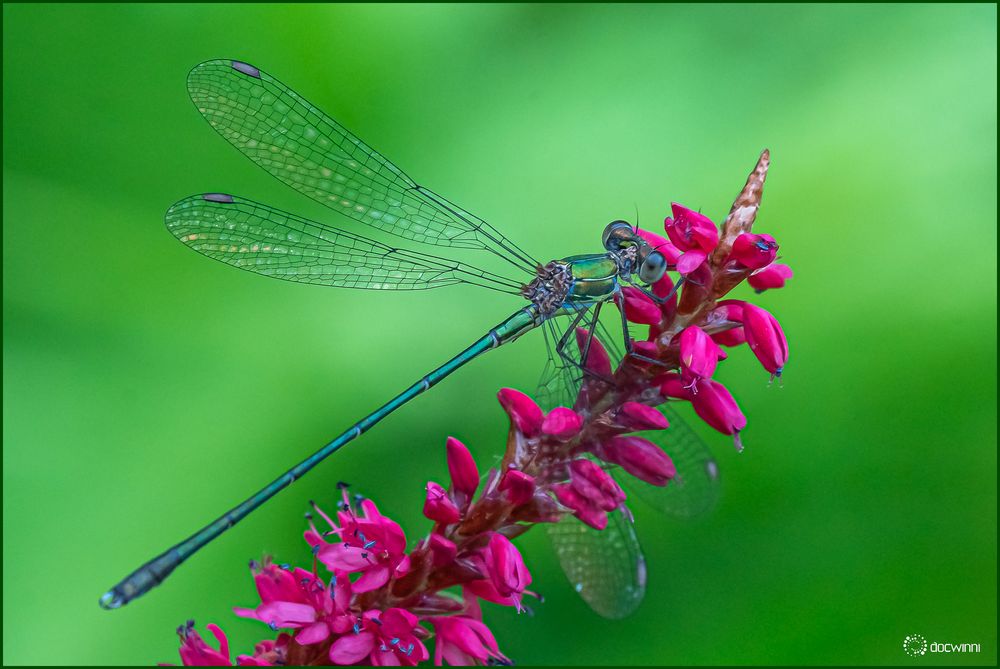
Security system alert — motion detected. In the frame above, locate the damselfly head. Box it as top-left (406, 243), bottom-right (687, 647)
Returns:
top-left (603, 220), bottom-right (666, 284)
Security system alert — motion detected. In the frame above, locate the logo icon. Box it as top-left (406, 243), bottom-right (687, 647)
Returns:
top-left (903, 634), bottom-right (928, 657)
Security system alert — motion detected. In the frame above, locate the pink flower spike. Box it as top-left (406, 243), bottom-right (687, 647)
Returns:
top-left (665, 203), bottom-right (719, 252)
top-left (730, 233), bottom-right (778, 269)
top-left (575, 327), bottom-right (613, 376)
top-left (619, 286), bottom-right (662, 325)
top-left (541, 407), bottom-right (583, 440)
top-left (603, 435), bottom-right (677, 486)
top-left (499, 469), bottom-right (536, 505)
top-left (748, 262), bottom-right (794, 292)
top-left (446, 436), bottom-right (480, 498)
top-left (487, 533), bottom-right (532, 606)
top-left (497, 388), bottom-right (544, 438)
top-left (690, 379), bottom-right (747, 449)
top-left (617, 401), bottom-right (670, 431)
top-left (679, 326), bottom-right (722, 380)
top-left (424, 481), bottom-right (461, 524)
top-left (742, 303), bottom-right (789, 378)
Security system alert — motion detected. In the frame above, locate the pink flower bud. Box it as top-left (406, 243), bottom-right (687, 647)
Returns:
top-left (575, 327), bottom-right (612, 376)
top-left (748, 263), bottom-right (793, 292)
top-left (632, 340), bottom-right (659, 357)
top-left (603, 435), bottom-right (677, 486)
top-left (569, 459), bottom-right (626, 511)
top-left (675, 249), bottom-right (708, 275)
top-left (712, 300), bottom-right (745, 321)
top-left (497, 388), bottom-right (544, 437)
top-left (648, 274), bottom-right (678, 340)
top-left (712, 327), bottom-right (746, 347)
top-left (487, 533), bottom-right (531, 600)
top-left (679, 326), bottom-right (722, 380)
top-left (742, 303), bottom-right (789, 378)
top-left (430, 615), bottom-right (507, 666)
top-left (551, 484), bottom-right (608, 530)
top-left (619, 286), bottom-right (661, 325)
top-left (541, 407), bottom-right (582, 440)
top-left (499, 469), bottom-right (535, 505)
top-left (423, 481), bottom-right (461, 524)
top-left (446, 436), bottom-right (480, 498)
top-left (178, 624), bottom-right (232, 667)
top-left (690, 379), bottom-right (747, 449)
top-left (658, 372), bottom-right (692, 400)
top-left (552, 458), bottom-right (625, 528)
top-left (652, 271), bottom-right (678, 307)
top-left (427, 532), bottom-right (457, 567)
top-left (652, 270), bottom-right (677, 298)
top-left (617, 401), bottom-right (670, 430)
top-left (665, 203), bottom-right (719, 274)
top-left (664, 203), bottom-right (719, 252)
top-left (730, 233), bottom-right (778, 269)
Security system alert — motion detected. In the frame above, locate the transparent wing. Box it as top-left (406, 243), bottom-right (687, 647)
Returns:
top-left (546, 509), bottom-right (646, 619)
top-left (534, 310), bottom-right (624, 411)
top-left (165, 193), bottom-right (523, 293)
top-left (186, 59), bottom-right (538, 272)
top-left (616, 404), bottom-right (721, 520)
top-left (535, 314), bottom-right (589, 410)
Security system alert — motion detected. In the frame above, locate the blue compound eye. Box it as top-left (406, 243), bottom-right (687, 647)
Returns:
top-left (638, 250), bottom-right (667, 284)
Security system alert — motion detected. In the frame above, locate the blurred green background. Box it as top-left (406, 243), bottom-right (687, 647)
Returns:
top-left (3, 3), bottom-right (996, 666)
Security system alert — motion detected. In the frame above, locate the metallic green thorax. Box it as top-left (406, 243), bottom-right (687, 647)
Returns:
top-left (518, 253), bottom-right (624, 318)
top-left (562, 254), bottom-right (620, 305)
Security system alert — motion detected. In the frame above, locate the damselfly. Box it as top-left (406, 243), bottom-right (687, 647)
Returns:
top-left (100, 60), bottom-right (719, 615)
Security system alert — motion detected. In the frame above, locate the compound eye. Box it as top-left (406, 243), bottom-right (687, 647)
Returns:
top-left (602, 220), bottom-right (634, 250)
top-left (638, 250), bottom-right (667, 284)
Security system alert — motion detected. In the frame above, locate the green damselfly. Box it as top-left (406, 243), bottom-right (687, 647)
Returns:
top-left (100, 60), bottom-right (718, 615)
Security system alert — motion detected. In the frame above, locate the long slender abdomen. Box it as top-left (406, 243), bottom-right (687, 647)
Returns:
top-left (99, 307), bottom-right (541, 609)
